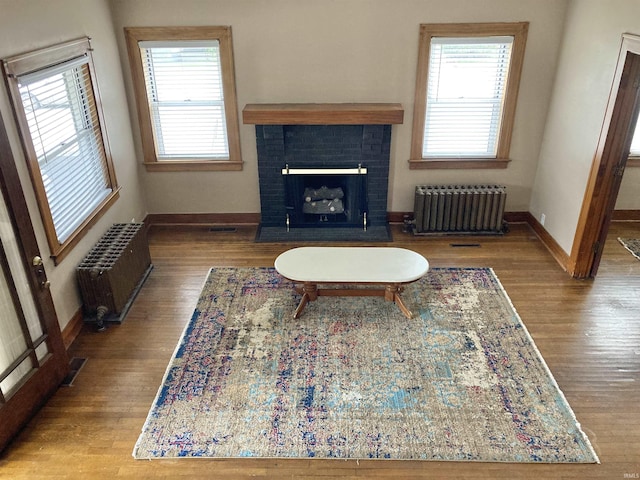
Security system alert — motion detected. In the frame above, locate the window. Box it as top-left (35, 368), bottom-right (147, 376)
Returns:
top-left (124, 26), bottom-right (242, 171)
top-left (410, 23), bottom-right (528, 169)
top-left (632, 127), bottom-right (640, 154)
top-left (2, 38), bottom-right (119, 264)
top-left (629, 122), bottom-right (640, 166)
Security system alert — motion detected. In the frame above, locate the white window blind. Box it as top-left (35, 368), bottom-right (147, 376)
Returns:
top-left (423, 36), bottom-right (514, 158)
top-left (18, 58), bottom-right (112, 244)
top-left (630, 122), bottom-right (640, 155)
top-left (140, 40), bottom-right (229, 159)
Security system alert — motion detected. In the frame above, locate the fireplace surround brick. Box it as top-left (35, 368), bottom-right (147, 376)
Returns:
top-left (255, 124), bottom-right (392, 228)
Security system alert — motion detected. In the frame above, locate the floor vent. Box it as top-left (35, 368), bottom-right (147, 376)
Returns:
top-left (61, 357), bottom-right (87, 387)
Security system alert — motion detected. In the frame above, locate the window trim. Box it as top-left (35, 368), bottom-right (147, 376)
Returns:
top-left (409, 22), bottom-right (528, 169)
top-left (2, 37), bottom-right (120, 265)
top-left (124, 26), bottom-right (242, 172)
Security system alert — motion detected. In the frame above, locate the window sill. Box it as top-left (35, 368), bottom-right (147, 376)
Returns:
top-left (627, 156), bottom-right (640, 167)
top-left (143, 160), bottom-right (243, 172)
top-left (409, 158), bottom-right (511, 169)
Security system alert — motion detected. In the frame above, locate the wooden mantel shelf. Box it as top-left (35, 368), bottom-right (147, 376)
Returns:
top-left (242, 103), bottom-right (404, 125)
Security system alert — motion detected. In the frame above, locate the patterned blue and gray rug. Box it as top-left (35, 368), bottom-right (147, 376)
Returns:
top-left (133, 267), bottom-right (599, 463)
top-left (618, 237), bottom-right (640, 260)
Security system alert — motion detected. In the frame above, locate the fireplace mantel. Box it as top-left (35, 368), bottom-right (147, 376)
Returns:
top-left (242, 103), bottom-right (404, 125)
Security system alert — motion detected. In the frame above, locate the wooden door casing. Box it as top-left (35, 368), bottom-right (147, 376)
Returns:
top-left (0, 110), bottom-right (69, 452)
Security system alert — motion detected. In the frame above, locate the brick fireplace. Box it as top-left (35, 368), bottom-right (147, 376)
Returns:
top-left (243, 104), bottom-right (403, 240)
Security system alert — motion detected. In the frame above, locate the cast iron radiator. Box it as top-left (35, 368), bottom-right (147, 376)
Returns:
top-left (412, 185), bottom-right (507, 234)
top-left (77, 223), bottom-right (152, 330)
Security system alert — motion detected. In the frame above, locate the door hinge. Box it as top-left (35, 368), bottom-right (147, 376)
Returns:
top-left (614, 164), bottom-right (625, 177)
top-left (593, 241), bottom-right (602, 255)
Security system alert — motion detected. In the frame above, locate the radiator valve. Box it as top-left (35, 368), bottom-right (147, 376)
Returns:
top-left (96, 305), bottom-right (109, 332)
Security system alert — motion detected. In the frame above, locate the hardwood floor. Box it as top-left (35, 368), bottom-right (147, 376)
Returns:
top-left (1, 221), bottom-right (639, 479)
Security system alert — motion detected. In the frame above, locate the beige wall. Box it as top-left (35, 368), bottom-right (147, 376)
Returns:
top-left (617, 166), bottom-right (640, 210)
top-left (0, 0), bottom-right (146, 330)
top-left (110, 0), bottom-right (568, 215)
top-left (531, 0), bottom-right (640, 254)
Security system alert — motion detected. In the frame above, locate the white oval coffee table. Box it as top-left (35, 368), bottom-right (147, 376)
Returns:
top-left (274, 246), bottom-right (429, 319)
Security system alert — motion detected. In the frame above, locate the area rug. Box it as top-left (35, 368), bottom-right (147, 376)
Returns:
top-left (618, 237), bottom-right (640, 260)
top-left (133, 267), bottom-right (599, 463)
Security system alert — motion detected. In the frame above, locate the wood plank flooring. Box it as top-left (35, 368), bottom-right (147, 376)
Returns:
top-left (1, 221), bottom-right (639, 479)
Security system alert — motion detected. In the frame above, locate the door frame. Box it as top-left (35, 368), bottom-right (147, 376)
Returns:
top-left (0, 110), bottom-right (69, 452)
top-left (569, 34), bottom-right (640, 278)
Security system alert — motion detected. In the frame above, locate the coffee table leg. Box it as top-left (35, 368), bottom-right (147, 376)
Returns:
top-left (293, 283), bottom-right (318, 318)
top-left (385, 284), bottom-right (413, 319)
top-left (304, 283), bottom-right (318, 301)
top-left (394, 293), bottom-right (413, 319)
top-left (293, 294), bottom-right (309, 318)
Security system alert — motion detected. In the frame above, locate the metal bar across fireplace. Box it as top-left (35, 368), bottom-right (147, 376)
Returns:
top-left (281, 165), bottom-right (368, 175)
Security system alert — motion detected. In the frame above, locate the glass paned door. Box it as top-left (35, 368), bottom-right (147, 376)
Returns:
top-left (0, 110), bottom-right (68, 453)
top-left (0, 187), bottom-right (48, 398)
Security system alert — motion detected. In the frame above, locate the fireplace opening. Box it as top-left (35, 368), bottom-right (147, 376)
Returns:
top-left (282, 165), bottom-right (368, 230)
